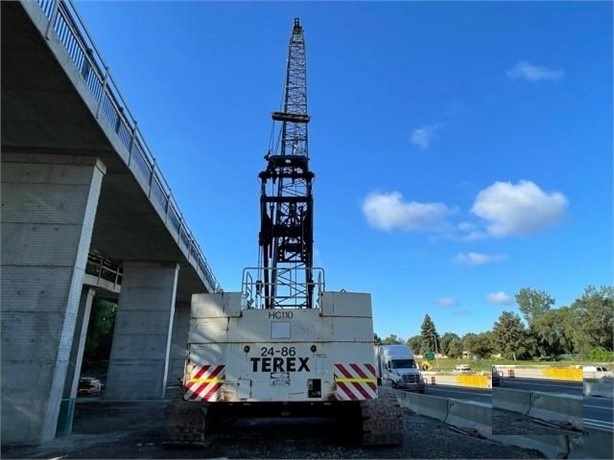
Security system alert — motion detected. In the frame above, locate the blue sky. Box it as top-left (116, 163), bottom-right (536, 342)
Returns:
top-left (75, 0), bottom-right (612, 340)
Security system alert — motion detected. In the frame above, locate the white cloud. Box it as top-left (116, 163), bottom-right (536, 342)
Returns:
top-left (458, 222), bottom-right (475, 232)
top-left (438, 297), bottom-right (457, 307)
top-left (506, 61), bottom-right (564, 82)
top-left (470, 180), bottom-right (568, 238)
top-left (362, 191), bottom-right (453, 231)
top-left (411, 124), bottom-right (438, 149)
top-left (457, 222), bottom-right (486, 241)
top-left (454, 252), bottom-right (507, 266)
top-left (486, 291), bottom-right (513, 305)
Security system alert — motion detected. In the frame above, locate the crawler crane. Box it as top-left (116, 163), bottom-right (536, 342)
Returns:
top-left (164, 18), bottom-right (404, 447)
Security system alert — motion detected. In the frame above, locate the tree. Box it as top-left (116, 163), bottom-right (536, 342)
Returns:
top-left (439, 332), bottom-right (461, 357)
top-left (515, 287), bottom-right (555, 328)
top-left (447, 339), bottom-right (463, 358)
top-left (406, 335), bottom-right (422, 354)
top-left (374, 333), bottom-right (382, 345)
top-left (473, 332), bottom-right (494, 359)
top-left (533, 308), bottom-right (577, 358)
top-left (554, 306), bottom-right (580, 355)
top-left (572, 285), bottom-right (614, 352)
top-left (420, 314), bottom-right (440, 354)
top-left (381, 334), bottom-right (403, 345)
top-left (462, 333), bottom-right (478, 358)
top-left (492, 311), bottom-right (530, 361)
top-left (83, 299), bottom-right (117, 368)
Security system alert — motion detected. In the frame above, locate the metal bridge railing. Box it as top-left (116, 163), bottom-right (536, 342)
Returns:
top-left (35, 0), bottom-right (221, 293)
top-left (85, 252), bottom-right (123, 289)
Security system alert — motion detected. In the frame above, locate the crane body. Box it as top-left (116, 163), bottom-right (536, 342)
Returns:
top-left (164, 18), bottom-right (403, 447)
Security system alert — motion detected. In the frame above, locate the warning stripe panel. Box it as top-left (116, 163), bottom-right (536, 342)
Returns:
top-left (184, 363), bottom-right (225, 401)
top-left (334, 363), bottom-right (377, 400)
top-left (193, 364), bottom-right (209, 380)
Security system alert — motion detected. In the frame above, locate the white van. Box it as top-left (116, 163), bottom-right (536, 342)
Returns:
top-left (584, 365), bottom-right (608, 372)
top-left (374, 344), bottom-right (425, 393)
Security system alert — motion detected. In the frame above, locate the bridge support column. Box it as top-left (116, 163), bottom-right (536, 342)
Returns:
top-left (104, 262), bottom-right (179, 400)
top-left (169, 301), bottom-right (190, 387)
top-left (0, 154), bottom-right (106, 446)
top-left (57, 286), bottom-right (96, 437)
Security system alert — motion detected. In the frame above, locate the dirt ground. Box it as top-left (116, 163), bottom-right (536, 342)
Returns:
top-left (1, 397), bottom-right (548, 459)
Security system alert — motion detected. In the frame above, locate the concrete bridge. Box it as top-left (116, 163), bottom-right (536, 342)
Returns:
top-left (1, 0), bottom-right (222, 446)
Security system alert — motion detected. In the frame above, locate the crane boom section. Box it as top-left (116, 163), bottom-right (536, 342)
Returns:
top-left (257, 18), bottom-right (315, 309)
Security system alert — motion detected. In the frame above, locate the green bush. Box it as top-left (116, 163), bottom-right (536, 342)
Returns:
top-left (82, 299), bottom-right (117, 375)
top-left (585, 346), bottom-right (614, 362)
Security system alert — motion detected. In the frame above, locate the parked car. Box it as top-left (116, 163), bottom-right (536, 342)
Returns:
top-left (78, 376), bottom-right (102, 396)
top-left (491, 366), bottom-right (501, 386)
top-left (453, 364), bottom-right (472, 374)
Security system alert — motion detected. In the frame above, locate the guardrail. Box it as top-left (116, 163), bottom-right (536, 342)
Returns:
top-left (34, 0), bottom-right (221, 293)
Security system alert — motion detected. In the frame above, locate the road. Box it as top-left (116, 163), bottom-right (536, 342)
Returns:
top-left (584, 396), bottom-right (614, 430)
top-left (501, 377), bottom-right (583, 396)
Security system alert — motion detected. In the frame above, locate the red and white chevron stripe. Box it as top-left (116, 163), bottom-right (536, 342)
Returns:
top-left (334, 363), bottom-right (377, 401)
top-left (184, 363), bottom-right (225, 402)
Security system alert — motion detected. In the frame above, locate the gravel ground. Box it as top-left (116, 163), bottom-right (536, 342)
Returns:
top-left (492, 408), bottom-right (582, 436)
top-left (2, 399), bottom-right (546, 459)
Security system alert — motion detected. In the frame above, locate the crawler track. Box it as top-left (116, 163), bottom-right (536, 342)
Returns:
top-left (163, 398), bottom-right (207, 446)
top-left (164, 390), bottom-right (404, 448)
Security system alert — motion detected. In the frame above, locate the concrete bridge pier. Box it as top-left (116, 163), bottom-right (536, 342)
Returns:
top-left (56, 286), bottom-right (96, 436)
top-left (169, 300), bottom-right (190, 387)
top-left (0, 154), bottom-right (106, 446)
top-left (104, 262), bottom-right (179, 400)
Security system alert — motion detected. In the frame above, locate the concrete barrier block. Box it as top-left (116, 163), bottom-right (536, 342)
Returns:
top-left (569, 426), bottom-right (614, 459)
top-left (491, 434), bottom-right (578, 459)
top-left (394, 391), bottom-right (449, 422)
top-left (584, 377), bottom-right (614, 398)
top-left (508, 367), bottom-right (545, 379)
top-left (492, 388), bottom-right (532, 415)
top-left (425, 374), bottom-right (458, 385)
top-left (528, 392), bottom-right (583, 430)
top-left (455, 374), bottom-right (491, 388)
top-left (544, 367), bottom-right (583, 382)
top-left (446, 400), bottom-right (492, 437)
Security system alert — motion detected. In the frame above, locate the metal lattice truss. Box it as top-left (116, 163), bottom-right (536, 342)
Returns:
top-left (257, 18), bottom-right (316, 309)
